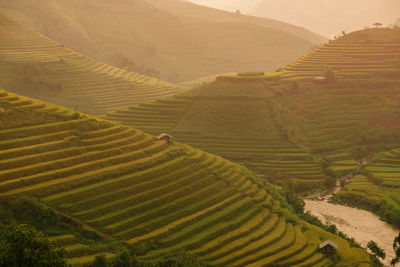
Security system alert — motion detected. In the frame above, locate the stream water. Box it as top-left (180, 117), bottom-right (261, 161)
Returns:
top-left (305, 199), bottom-right (399, 266)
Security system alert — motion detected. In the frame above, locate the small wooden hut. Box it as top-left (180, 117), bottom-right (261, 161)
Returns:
top-left (319, 240), bottom-right (338, 258)
top-left (314, 76), bottom-right (328, 84)
top-left (157, 133), bottom-right (173, 144)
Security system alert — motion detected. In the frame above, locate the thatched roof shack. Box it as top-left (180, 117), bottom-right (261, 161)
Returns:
top-left (314, 76), bottom-right (328, 83)
top-left (319, 240), bottom-right (338, 258)
top-left (157, 133), bottom-right (173, 144)
top-left (319, 240), bottom-right (338, 250)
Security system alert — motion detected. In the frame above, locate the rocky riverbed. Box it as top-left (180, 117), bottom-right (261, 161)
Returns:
top-left (305, 199), bottom-right (399, 266)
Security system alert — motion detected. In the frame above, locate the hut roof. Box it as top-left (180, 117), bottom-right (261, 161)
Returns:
top-left (319, 240), bottom-right (338, 249)
top-left (157, 133), bottom-right (172, 139)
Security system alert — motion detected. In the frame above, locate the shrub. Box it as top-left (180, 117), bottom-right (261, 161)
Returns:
top-left (0, 224), bottom-right (67, 267)
top-left (367, 240), bottom-right (386, 260)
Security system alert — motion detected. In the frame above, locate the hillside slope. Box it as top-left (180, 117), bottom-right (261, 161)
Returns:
top-left (222, 0), bottom-right (400, 37)
top-left (0, 0), bottom-right (318, 82)
top-left (0, 13), bottom-right (188, 115)
top-left (0, 89), bottom-right (370, 266)
top-left (143, 0), bottom-right (326, 45)
top-left (105, 76), bottom-right (331, 191)
top-left (281, 28), bottom-right (400, 80)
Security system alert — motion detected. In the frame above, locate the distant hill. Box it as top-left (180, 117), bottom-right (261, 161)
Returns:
top-left (0, 13), bottom-right (188, 115)
top-left (395, 18), bottom-right (400, 26)
top-left (0, 89), bottom-right (370, 266)
top-left (0, 0), bottom-right (320, 82)
top-left (144, 0), bottom-right (326, 45)
top-left (333, 28), bottom-right (400, 44)
top-left (281, 28), bottom-right (400, 79)
top-left (216, 0), bottom-right (400, 38)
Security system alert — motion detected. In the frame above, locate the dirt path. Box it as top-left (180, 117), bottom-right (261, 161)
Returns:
top-left (305, 200), bottom-right (400, 266)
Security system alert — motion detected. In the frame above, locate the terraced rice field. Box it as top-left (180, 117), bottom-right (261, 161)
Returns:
top-left (270, 80), bottom-right (400, 177)
top-left (49, 234), bottom-right (115, 266)
top-left (338, 174), bottom-right (398, 201)
top-left (0, 13), bottom-right (188, 115)
top-left (281, 41), bottom-right (400, 79)
top-left (365, 148), bottom-right (400, 188)
top-left (105, 86), bottom-right (329, 190)
top-left (339, 149), bottom-right (400, 210)
top-left (0, 89), bottom-right (370, 266)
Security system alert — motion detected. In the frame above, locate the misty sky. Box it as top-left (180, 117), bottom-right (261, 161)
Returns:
top-left (189, 0), bottom-right (400, 37)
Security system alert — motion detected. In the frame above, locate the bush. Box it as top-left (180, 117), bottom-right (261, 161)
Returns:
top-left (367, 240), bottom-right (386, 260)
top-left (0, 224), bottom-right (67, 267)
top-left (112, 249), bottom-right (132, 267)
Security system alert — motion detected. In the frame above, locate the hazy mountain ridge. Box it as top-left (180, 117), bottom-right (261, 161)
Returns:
top-left (144, 0), bottom-right (326, 45)
top-left (203, 0), bottom-right (400, 37)
top-left (0, 0), bottom-right (320, 82)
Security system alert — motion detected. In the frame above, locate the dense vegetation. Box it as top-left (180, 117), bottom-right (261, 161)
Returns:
top-left (0, 89), bottom-right (371, 266)
top-left (0, 13), bottom-right (187, 115)
top-left (0, 224), bottom-right (68, 267)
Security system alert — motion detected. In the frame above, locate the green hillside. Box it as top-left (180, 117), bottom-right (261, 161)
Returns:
top-left (334, 147), bottom-right (400, 226)
top-left (281, 28), bottom-right (400, 80)
top-left (104, 29), bottom-right (400, 227)
top-left (105, 77), bottom-right (331, 192)
top-left (0, 89), bottom-right (371, 266)
top-left (0, 13), bottom-right (188, 115)
top-left (0, 0), bottom-right (319, 82)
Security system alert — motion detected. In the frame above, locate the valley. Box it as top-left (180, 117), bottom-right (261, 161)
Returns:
top-left (0, 2), bottom-right (399, 266)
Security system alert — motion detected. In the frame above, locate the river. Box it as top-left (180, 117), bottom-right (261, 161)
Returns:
top-left (305, 199), bottom-right (399, 266)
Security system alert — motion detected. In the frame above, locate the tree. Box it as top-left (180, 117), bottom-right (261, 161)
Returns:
top-left (285, 189), bottom-right (305, 214)
top-left (92, 254), bottom-right (109, 267)
top-left (367, 240), bottom-right (386, 260)
top-left (392, 233), bottom-right (400, 266)
top-left (324, 176), bottom-right (336, 189)
top-left (0, 224), bottom-right (67, 267)
top-left (327, 224), bottom-right (338, 234)
top-left (112, 250), bottom-right (132, 267)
